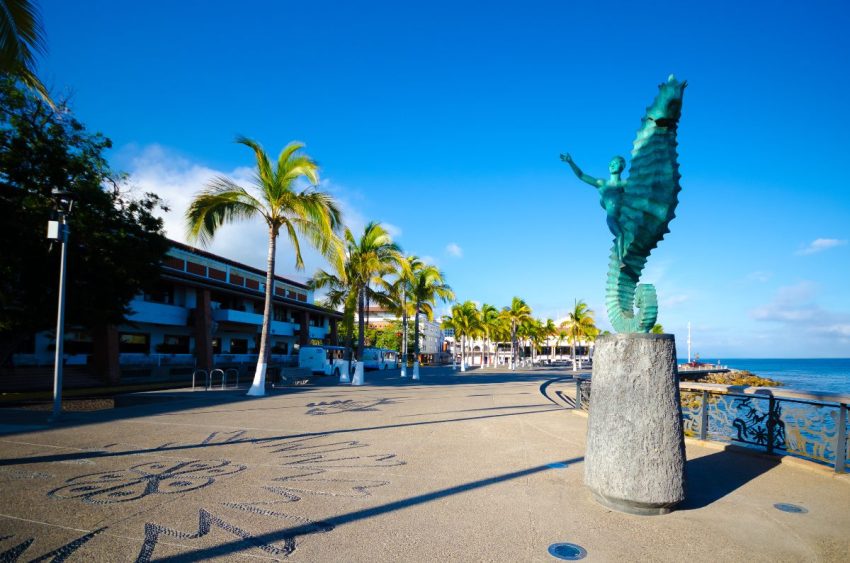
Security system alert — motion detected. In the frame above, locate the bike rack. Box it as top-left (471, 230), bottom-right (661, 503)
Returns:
top-left (192, 369), bottom-right (209, 391)
top-left (225, 368), bottom-right (239, 388)
top-left (210, 368), bottom-right (225, 390)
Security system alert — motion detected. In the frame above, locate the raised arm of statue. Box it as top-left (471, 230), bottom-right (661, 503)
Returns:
top-left (560, 153), bottom-right (604, 187)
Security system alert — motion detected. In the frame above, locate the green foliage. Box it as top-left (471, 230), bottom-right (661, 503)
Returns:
top-left (186, 136), bottom-right (341, 384)
top-left (0, 0), bottom-right (52, 105)
top-left (560, 299), bottom-right (598, 360)
top-left (650, 323), bottom-right (664, 334)
top-left (0, 78), bottom-right (169, 361)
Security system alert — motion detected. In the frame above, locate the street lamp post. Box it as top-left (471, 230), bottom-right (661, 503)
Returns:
top-left (47, 190), bottom-right (74, 422)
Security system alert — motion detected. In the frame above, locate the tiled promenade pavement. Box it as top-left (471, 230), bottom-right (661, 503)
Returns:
top-left (0, 366), bottom-right (848, 561)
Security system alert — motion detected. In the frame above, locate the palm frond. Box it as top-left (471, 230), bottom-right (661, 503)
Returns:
top-left (235, 136), bottom-right (274, 191)
top-left (185, 177), bottom-right (263, 246)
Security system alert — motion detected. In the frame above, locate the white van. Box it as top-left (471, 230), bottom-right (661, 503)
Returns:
top-left (298, 346), bottom-right (351, 376)
top-left (362, 347), bottom-right (399, 370)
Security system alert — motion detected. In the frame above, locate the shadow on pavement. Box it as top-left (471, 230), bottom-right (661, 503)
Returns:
top-left (681, 449), bottom-right (780, 510)
top-left (0, 405), bottom-right (564, 467)
top-left (147, 456), bottom-right (586, 562)
top-left (0, 366), bottom-right (575, 438)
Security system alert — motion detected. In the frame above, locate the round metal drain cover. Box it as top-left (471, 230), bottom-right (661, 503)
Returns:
top-left (774, 503), bottom-right (808, 514)
top-left (547, 462), bottom-right (568, 469)
top-left (548, 542), bottom-right (587, 560)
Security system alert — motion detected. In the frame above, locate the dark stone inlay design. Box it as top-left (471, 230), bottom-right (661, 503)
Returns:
top-left (305, 398), bottom-right (395, 416)
top-left (48, 460), bottom-right (246, 505)
top-left (0, 528), bottom-right (104, 562)
top-left (259, 436), bottom-right (405, 468)
top-left (268, 468), bottom-right (389, 499)
top-left (136, 508), bottom-right (326, 562)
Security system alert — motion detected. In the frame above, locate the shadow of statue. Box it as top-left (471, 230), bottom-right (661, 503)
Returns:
top-left (680, 449), bottom-right (780, 510)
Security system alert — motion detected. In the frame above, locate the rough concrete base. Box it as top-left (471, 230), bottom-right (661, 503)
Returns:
top-left (584, 333), bottom-right (685, 514)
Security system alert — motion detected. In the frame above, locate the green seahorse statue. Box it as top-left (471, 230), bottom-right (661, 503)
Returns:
top-left (561, 75), bottom-right (686, 333)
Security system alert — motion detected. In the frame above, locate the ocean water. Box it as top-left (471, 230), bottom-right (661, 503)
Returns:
top-left (680, 358), bottom-right (850, 395)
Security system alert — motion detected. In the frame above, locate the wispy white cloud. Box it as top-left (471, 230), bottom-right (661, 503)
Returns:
top-left (382, 222), bottom-right (403, 239)
top-left (795, 238), bottom-right (847, 256)
top-left (660, 294), bottom-right (690, 308)
top-left (744, 271), bottom-right (773, 283)
top-left (445, 242), bottom-right (463, 258)
top-left (123, 144), bottom-right (358, 282)
top-left (749, 281), bottom-right (850, 347)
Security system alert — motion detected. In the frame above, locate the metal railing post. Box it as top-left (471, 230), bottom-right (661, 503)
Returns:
top-left (699, 390), bottom-right (709, 441)
top-left (575, 378), bottom-right (582, 410)
top-left (766, 396), bottom-right (776, 455)
top-left (835, 403), bottom-right (847, 474)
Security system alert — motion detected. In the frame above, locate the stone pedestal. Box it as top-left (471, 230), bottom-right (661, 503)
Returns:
top-left (584, 333), bottom-right (685, 515)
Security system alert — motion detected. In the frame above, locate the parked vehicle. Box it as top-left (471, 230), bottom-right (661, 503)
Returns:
top-left (362, 347), bottom-right (398, 370)
top-left (298, 345), bottom-right (352, 376)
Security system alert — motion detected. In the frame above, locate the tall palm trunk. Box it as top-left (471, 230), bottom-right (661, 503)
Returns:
top-left (357, 286), bottom-right (366, 360)
top-left (413, 301), bottom-right (421, 363)
top-left (248, 226), bottom-right (277, 395)
top-left (511, 322), bottom-right (516, 367)
top-left (461, 334), bottom-right (466, 367)
top-left (401, 306), bottom-right (408, 366)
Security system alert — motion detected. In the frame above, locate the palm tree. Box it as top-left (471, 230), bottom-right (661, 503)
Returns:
top-left (502, 297), bottom-right (532, 368)
top-left (0, 0), bottom-right (51, 105)
top-left (554, 328), bottom-right (567, 362)
top-left (479, 303), bottom-right (499, 368)
top-left (345, 222), bottom-right (403, 361)
top-left (187, 137), bottom-right (342, 396)
top-left (308, 261), bottom-right (357, 356)
top-left (560, 299), bottom-right (596, 372)
top-left (374, 254), bottom-right (419, 373)
top-left (410, 262), bottom-right (454, 368)
top-left (445, 301), bottom-right (481, 370)
top-left (542, 318), bottom-right (557, 362)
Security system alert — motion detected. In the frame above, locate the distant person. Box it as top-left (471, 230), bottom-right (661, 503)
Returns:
top-left (561, 153), bottom-right (627, 268)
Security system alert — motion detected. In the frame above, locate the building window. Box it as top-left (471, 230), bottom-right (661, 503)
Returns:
top-left (230, 339), bottom-right (248, 354)
top-left (273, 306), bottom-right (287, 322)
top-left (64, 330), bottom-right (93, 355)
top-left (119, 333), bottom-right (149, 354)
top-left (297, 293), bottom-right (307, 302)
top-left (212, 338), bottom-right (221, 354)
top-left (157, 335), bottom-right (190, 354)
top-left (230, 272), bottom-right (244, 286)
top-left (271, 342), bottom-right (288, 354)
top-left (163, 256), bottom-right (185, 271)
top-left (208, 267), bottom-right (226, 281)
top-left (186, 261), bottom-right (206, 276)
top-left (246, 278), bottom-right (260, 290)
top-left (143, 283), bottom-right (174, 304)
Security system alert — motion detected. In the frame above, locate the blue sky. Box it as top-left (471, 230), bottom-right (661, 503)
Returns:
top-left (39, 0), bottom-right (849, 358)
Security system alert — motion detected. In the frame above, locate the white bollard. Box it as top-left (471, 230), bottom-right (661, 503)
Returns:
top-left (352, 361), bottom-right (364, 386)
top-left (452, 357), bottom-right (457, 370)
top-left (339, 360), bottom-right (351, 384)
top-left (412, 361), bottom-right (420, 380)
top-left (400, 363), bottom-right (407, 378)
top-left (460, 360), bottom-right (466, 372)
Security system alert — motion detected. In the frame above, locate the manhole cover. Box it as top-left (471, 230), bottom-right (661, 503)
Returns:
top-left (774, 503), bottom-right (808, 514)
top-left (547, 462), bottom-right (568, 469)
top-left (548, 542), bottom-right (587, 560)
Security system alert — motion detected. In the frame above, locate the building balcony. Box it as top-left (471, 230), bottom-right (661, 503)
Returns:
top-left (212, 308), bottom-right (263, 326)
top-left (211, 309), bottom-right (299, 337)
top-left (128, 300), bottom-right (190, 326)
top-left (309, 326), bottom-right (328, 340)
top-left (270, 320), bottom-right (299, 336)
